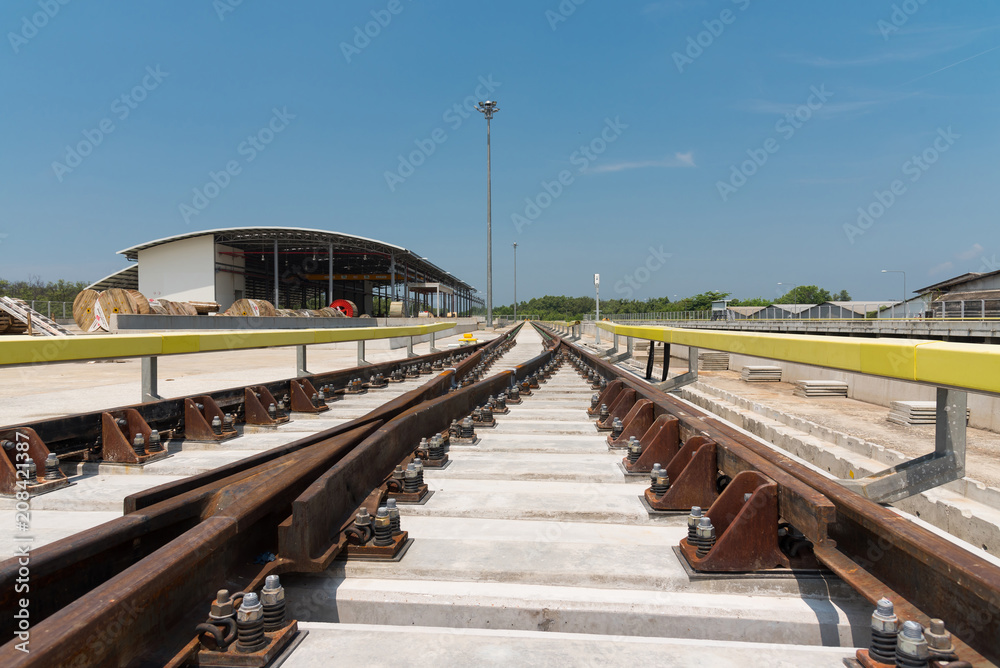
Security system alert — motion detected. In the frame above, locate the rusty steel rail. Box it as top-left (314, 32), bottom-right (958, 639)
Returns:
top-left (0, 323), bottom-right (538, 666)
top-left (536, 322), bottom-right (1000, 666)
top-left (6, 337), bottom-right (494, 460)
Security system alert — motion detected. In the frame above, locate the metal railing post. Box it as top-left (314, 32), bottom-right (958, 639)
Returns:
top-left (296, 345), bottom-right (308, 376)
top-left (357, 339), bottom-right (372, 366)
top-left (407, 336), bottom-right (417, 358)
top-left (141, 356), bottom-right (159, 402)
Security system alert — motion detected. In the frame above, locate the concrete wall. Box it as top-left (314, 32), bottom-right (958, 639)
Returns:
top-left (214, 243), bottom-right (245, 310)
top-left (138, 235), bottom-right (216, 302)
top-left (111, 314), bottom-right (368, 332)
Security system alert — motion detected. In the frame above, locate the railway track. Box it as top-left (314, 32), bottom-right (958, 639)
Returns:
top-left (0, 321), bottom-right (997, 666)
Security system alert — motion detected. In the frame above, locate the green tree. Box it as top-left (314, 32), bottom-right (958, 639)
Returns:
top-left (776, 285), bottom-right (831, 304)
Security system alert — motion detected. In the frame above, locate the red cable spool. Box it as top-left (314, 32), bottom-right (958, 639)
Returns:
top-left (329, 299), bottom-right (357, 317)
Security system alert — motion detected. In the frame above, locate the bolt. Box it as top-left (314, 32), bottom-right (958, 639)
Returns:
top-left (590, 393), bottom-right (600, 409)
top-left (235, 592), bottom-right (266, 652)
top-left (318, 388), bottom-right (326, 402)
top-left (133, 433), bottom-right (146, 456)
top-left (743, 492), bottom-right (752, 503)
top-left (627, 437), bottom-right (643, 464)
top-left (268, 403), bottom-right (277, 419)
top-left (403, 463), bottom-right (420, 493)
top-left (923, 618), bottom-right (955, 660)
top-left (211, 415), bottom-right (222, 435)
top-left (148, 429), bottom-right (163, 453)
top-left (24, 459), bottom-right (37, 484)
top-left (896, 620), bottom-right (929, 666)
top-left (599, 404), bottom-right (609, 420)
top-left (373, 507), bottom-right (394, 546)
top-left (869, 597), bottom-right (899, 664)
top-left (355, 508), bottom-right (371, 528)
top-left (413, 458), bottom-right (425, 485)
top-left (695, 517), bottom-right (716, 558)
top-left (651, 468), bottom-right (670, 496)
top-left (44, 453), bottom-right (60, 480)
top-left (311, 392), bottom-right (319, 407)
top-left (209, 589), bottom-right (235, 620)
top-left (687, 506), bottom-right (703, 542)
top-left (611, 417), bottom-right (623, 439)
top-left (386, 498), bottom-right (402, 535)
top-left (260, 574), bottom-right (286, 631)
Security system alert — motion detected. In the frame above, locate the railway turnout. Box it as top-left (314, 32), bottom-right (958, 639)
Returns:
top-left (0, 322), bottom-right (998, 666)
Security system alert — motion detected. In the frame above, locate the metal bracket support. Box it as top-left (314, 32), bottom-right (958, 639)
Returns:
top-left (296, 345), bottom-right (309, 377)
top-left (841, 387), bottom-right (967, 504)
top-left (357, 340), bottom-right (372, 367)
top-left (406, 336), bottom-right (417, 358)
top-left (429, 330), bottom-right (440, 353)
top-left (141, 356), bottom-right (160, 402)
top-left (656, 345), bottom-right (698, 392)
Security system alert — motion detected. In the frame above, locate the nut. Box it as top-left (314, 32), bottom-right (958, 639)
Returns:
top-left (260, 575), bottom-right (285, 607)
top-left (237, 592), bottom-right (263, 624)
top-left (209, 589), bottom-right (234, 619)
top-left (870, 597), bottom-right (898, 635)
top-left (896, 621), bottom-right (929, 660)
top-left (923, 618), bottom-right (954, 652)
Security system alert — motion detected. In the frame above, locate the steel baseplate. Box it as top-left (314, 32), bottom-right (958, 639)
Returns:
top-left (342, 533), bottom-right (413, 561)
top-left (671, 546), bottom-right (830, 581)
top-left (194, 621), bottom-right (302, 667)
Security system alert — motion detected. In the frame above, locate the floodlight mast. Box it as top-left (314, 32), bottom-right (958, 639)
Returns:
top-left (476, 100), bottom-right (499, 327)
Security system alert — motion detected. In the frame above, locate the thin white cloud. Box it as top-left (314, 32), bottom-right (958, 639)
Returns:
top-left (589, 152), bottom-right (696, 173)
top-left (957, 243), bottom-right (984, 261)
top-left (929, 261), bottom-right (954, 276)
top-left (898, 44), bottom-right (1000, 86)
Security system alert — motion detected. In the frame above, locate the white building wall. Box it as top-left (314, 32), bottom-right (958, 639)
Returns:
top-left (214, 243), bottom-right (245, 310)
top-left (137, 235), bottom-right (216, 302)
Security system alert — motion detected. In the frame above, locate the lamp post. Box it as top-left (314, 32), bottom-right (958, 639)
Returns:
top-left (475, 100), bottom-right (499, 329)
top-left (512, 242), bottom-right (518, 321)
top-left (595, 273), bottom-right (601, 344)
top-left (882, 269), bottom-right (907, 317)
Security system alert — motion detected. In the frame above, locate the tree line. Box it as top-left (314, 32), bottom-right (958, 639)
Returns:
top-left (0, 277), bottom-right (92, 303)
top-left (493, 286), bottom-right (851, 321)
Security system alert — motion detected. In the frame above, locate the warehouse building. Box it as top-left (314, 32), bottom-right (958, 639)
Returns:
top-left (88, 227), bottom-right (482, 316)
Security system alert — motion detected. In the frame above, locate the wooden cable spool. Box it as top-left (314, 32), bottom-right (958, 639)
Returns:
top-left (148, 300), bottom-right (168, 316)
top-left (224, 299), bottom-right (276, 317)
top-left (72, 289), bottom-right (103, 332)
top-left (329, 299), bottom-right (358, 317)
top-left (97, 289), bottom-right (136, 321)
top-left (126, 290), bottom-right (151, 315)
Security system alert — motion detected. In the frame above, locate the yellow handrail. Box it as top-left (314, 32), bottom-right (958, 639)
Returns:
top-left (0, 322), bottom-right (457, 366)
top-left (594, 321), bottom-right (1000, 396)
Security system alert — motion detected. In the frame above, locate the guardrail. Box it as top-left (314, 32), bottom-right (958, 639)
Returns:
top-left (593, 321), bottom-right (1000, 395)
top-left (0, 322), bottom-right (458, 401)
top-left (574, 320), bottom-right (1000, 504)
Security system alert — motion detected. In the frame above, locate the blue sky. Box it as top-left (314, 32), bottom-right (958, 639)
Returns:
top-left (2, 1), bottom-right (998, 304)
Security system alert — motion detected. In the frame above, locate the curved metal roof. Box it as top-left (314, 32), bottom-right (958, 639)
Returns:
top-left (117, 226), bottom-right (475, 291)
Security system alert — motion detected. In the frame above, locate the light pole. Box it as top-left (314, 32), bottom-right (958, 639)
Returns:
top-left (512, 242), bottom-right (518, 321)
top-left (595, 273), bottom-right (601, 344)
top-left (475, 100), bottom-right (499, 328)
top-left (882, 269), bottom-right (907, 317)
